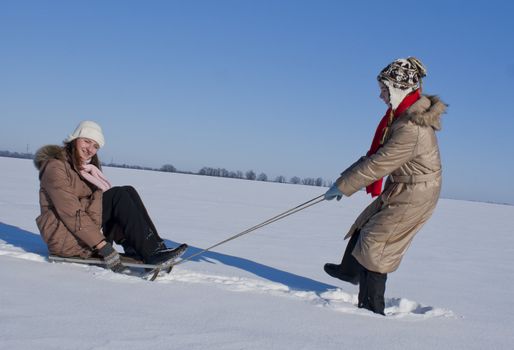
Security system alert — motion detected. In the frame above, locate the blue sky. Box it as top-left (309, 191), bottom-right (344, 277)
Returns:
top-left (1, 0), bottom-right (513, 204)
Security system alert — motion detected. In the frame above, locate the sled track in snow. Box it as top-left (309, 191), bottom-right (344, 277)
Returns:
top-left (0, 244), bottom-right (456, 320)
top-left (157, 268), bottom-right (456, 319)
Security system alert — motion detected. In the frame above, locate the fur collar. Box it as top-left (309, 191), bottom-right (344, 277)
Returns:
top-left (33, 145), bottom-right (66, 171)
top-left (404, 95), bottom-right (447, 131)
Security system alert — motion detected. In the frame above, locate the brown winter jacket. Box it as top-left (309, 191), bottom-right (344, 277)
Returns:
top-left (34, 145), bottom-right (105, 258)
top-left (335, 95), bottom-right (447, 273)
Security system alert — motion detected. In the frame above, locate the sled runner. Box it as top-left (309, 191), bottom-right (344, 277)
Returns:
top-left (48, 246), bottom-right (186, 281)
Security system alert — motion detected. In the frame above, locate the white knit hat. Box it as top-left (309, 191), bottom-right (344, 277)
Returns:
top-left (65, 121), bottom-right (105, 148)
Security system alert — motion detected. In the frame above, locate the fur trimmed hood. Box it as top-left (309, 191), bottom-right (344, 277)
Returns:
top-left (34, 145), bottom-right (66, 171)
top-left (404, 95), bottom-right (447, 131)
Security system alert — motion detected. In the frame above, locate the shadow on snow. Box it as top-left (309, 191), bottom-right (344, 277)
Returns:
top-left (164, 238), bottom-right (337, 294)
top-left (0, 222), bottom-right (48, 256)
top-left (0, 222), bottom-right (337, 294)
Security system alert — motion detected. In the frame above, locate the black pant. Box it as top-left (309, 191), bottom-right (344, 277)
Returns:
top-left (341, 230), bottom-right (387, 315)
top-left (102, 186), bottom-right (164, 259)
top-left (339, 230), bottom-right (363, 279)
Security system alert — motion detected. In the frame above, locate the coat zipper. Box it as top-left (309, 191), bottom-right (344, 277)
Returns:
top-left (75, 209), bottom-right (82, 233)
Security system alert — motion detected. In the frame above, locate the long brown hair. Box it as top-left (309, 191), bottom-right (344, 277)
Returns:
top-left (65, 139), bottom-right (101, 171)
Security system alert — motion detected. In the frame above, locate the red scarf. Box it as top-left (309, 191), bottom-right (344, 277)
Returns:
top-left (365, 89), bottom-right (421, 197)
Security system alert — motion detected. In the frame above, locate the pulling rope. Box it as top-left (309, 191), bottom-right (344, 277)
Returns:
top-left (172, 194), bottom-right (326, 267)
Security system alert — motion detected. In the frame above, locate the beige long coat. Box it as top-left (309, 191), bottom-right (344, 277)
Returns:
top-left (34, 145), bottom-right (105, 258)
top-left (335, 95), bottom-right (447, 273)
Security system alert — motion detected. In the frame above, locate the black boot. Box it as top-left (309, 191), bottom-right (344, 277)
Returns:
top-left (145, 243), bottom-right (188, 265)
top-left (358, 268), bottom-right (387, 316)
top-left (324, 230), bottom-right (362, 285)
top-left (323, 263), bottom-right (360, 285)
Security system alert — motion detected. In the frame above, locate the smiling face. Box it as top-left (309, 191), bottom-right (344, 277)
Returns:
top-left (75, 137), bottom-right (100, 163)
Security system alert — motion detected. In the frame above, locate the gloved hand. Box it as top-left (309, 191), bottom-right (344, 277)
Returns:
top-left (97, 242), bottom-right (125, 273)
top-left (324, 184), bottom-right (343, 201)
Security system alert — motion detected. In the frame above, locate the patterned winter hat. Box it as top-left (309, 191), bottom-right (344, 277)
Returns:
top-left (377, 57), bottom-right (427, 109)
top-left (377, 57), bottom-right (427, 90)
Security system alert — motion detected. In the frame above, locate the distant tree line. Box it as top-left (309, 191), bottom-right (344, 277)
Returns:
top-left (195, 166), bottom-right (330, 186)
top-left (1, 150), bottom-right (332, 187)
top-left (0, 150), bottom-right (34, 159)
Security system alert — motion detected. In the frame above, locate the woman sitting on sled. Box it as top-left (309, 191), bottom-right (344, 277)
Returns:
top-left (34, 121), bottom-right (187, 272)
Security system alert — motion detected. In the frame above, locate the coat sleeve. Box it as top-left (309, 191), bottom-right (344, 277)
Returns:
top-left (41, 160), bottom-right (105, 248)
top-left (336, 121), bottom-right (419, 196)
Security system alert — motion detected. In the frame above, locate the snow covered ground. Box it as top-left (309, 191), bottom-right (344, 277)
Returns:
top-left (1, 156), bottom-right (513, 349)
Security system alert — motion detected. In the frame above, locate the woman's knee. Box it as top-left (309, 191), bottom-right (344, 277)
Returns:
top-left (121, 185), bottom-right (136, 193)
top-left (122, 185), bottom-right (137, 195)
top-left (108, 186), bottom-right (131, 203)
